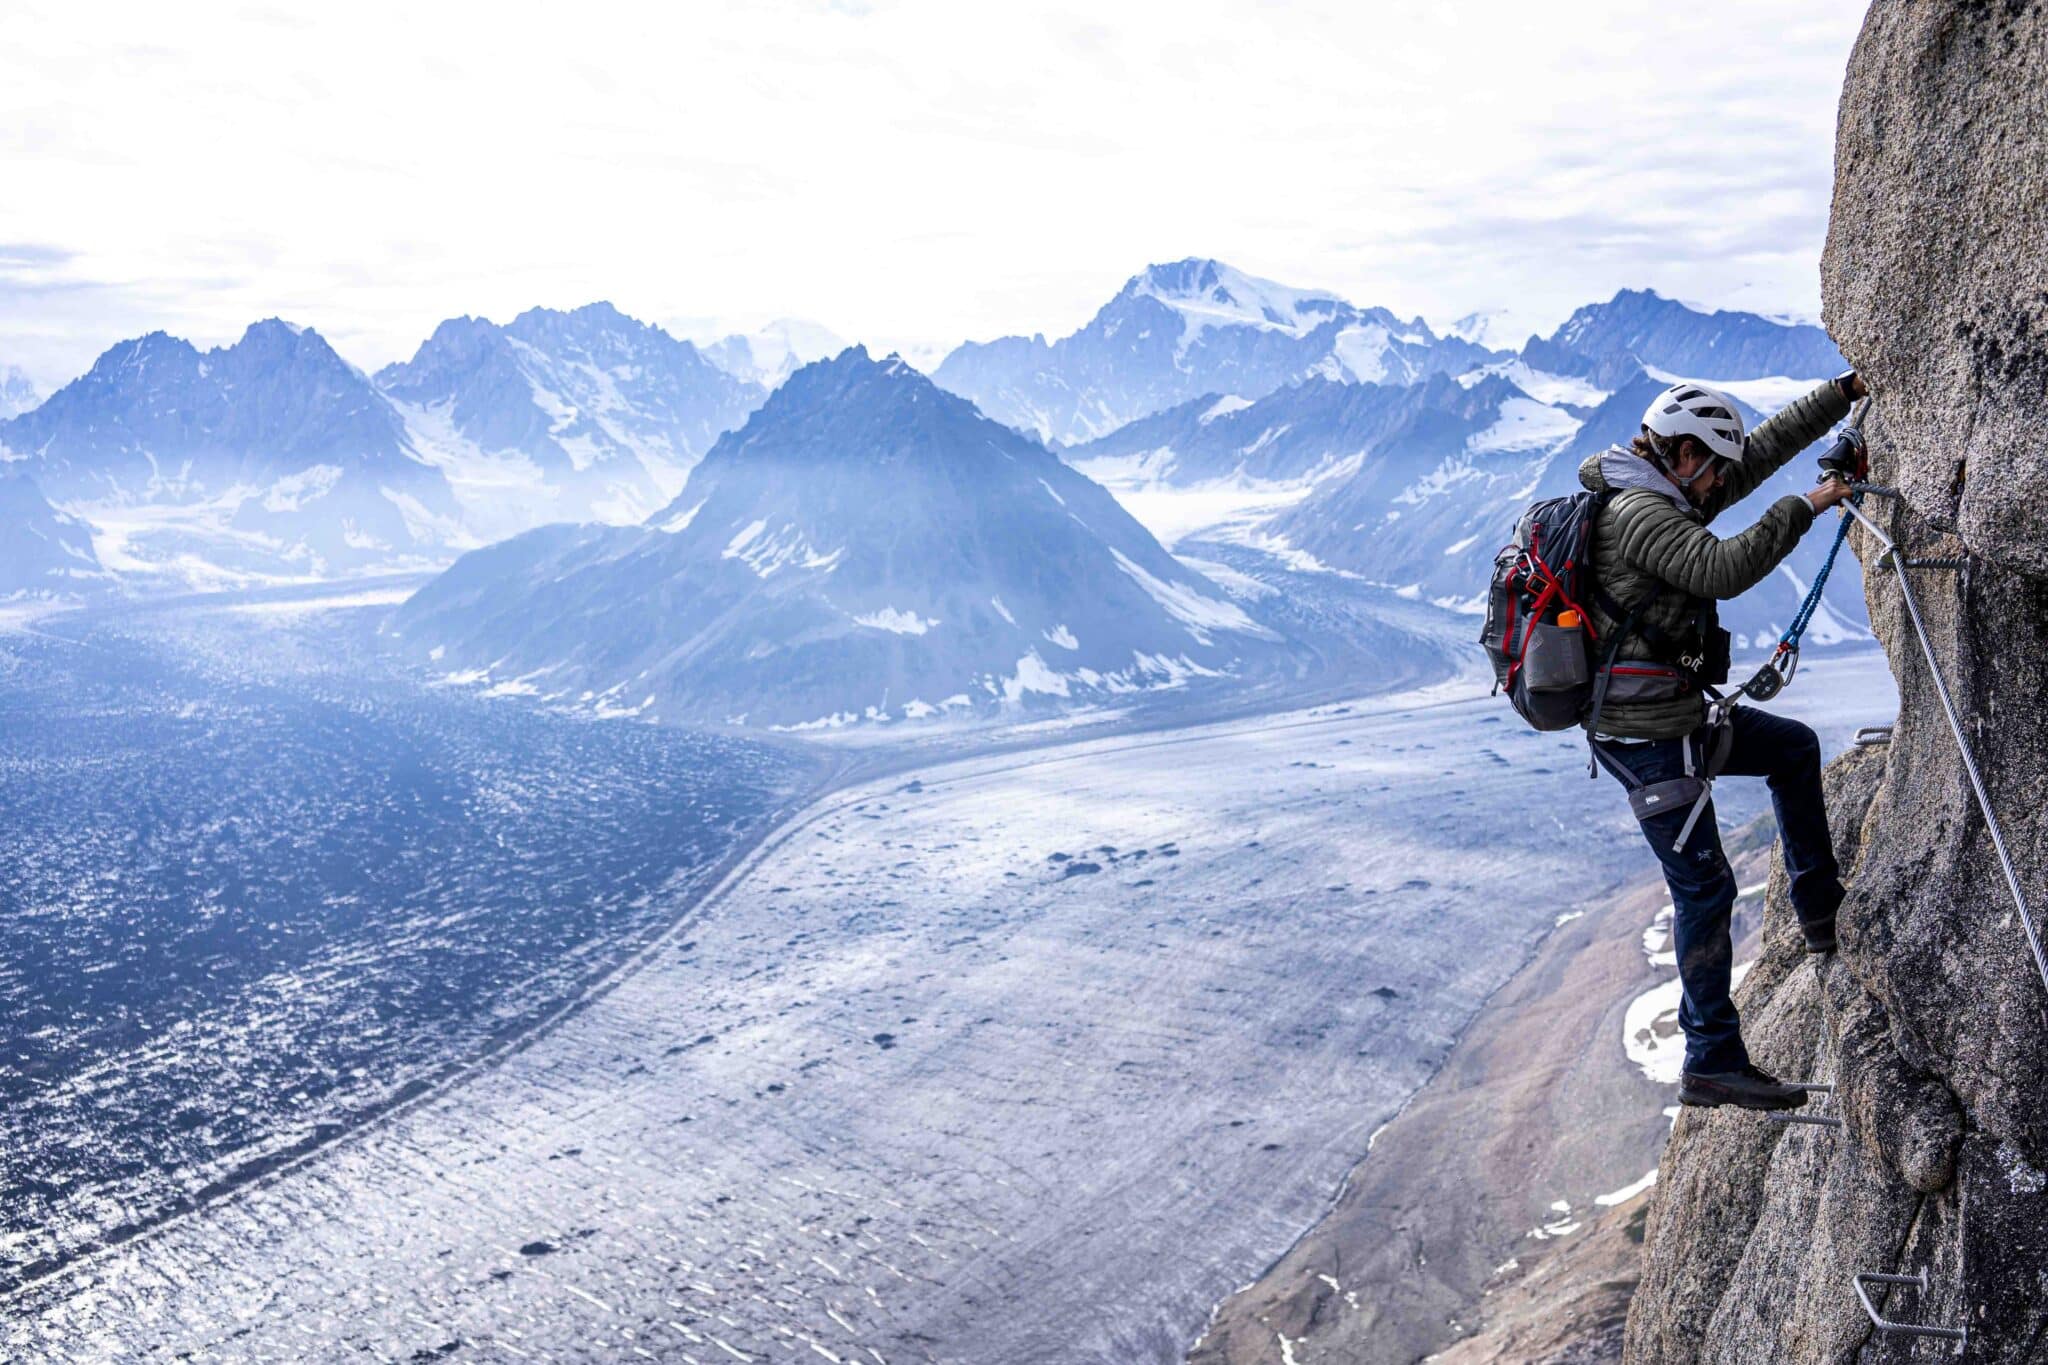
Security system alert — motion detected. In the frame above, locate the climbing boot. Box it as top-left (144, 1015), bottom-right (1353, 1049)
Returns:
top-left (1801, 915), bottom-right (1838, 954)
top-left (1679, 1064), bottom-right (1810, 1111)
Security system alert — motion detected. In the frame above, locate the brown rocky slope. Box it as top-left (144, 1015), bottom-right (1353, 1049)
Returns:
top-left (1625, 4), bottom-right (2048, 1362)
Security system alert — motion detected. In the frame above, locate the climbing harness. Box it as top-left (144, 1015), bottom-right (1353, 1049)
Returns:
top-left (1590, 714), bottom-right (1734, 854)
top-left (1839, 490), bottom-right (2048, 1002)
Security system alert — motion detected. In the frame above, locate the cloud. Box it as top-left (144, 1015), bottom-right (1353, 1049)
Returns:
top-left (0, 242), bottom-right (76, 271)
top-left (0, 0), bottom-right (1868, 383)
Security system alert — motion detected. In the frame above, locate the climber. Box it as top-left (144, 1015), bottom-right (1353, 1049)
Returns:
top-left (1581, 372), bottom-right (1868, 1112)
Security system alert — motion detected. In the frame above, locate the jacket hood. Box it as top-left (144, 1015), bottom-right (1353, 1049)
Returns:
top-left (1577, 444), bottom-right (1693, 512)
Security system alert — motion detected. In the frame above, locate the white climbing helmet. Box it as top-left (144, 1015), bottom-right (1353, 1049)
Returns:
top-left (1642, 381), bottom-right (1746, 464)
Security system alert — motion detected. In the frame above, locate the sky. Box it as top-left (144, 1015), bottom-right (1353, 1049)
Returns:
top-left (0, 0), bottom-right (1867, 391)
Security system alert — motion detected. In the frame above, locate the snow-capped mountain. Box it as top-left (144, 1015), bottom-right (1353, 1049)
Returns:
top-left (0, 473), bottom-right (112, 599)
top-left (933, 259), bottom-right (1496, 445)
top-left (0, 321), bottom-right (460, 582)
top-left (1519, 288), bottom-right (1846, 390)
top-left (390, 347), bottom-right (1285, 730)
top-left (1269, 368), bottom-right (1867, 649)
top-left (1068, 372), bottom-right (1566, 490)
top-left (376, 302), bottom-right (764, 531)
top-left (696, 318), bottom-right (848, 389)
top-left (0, 365), bottom-right (40, 420)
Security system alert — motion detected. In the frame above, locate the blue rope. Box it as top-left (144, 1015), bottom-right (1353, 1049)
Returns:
top-left (1777, 491), bottom-right (1862, 654)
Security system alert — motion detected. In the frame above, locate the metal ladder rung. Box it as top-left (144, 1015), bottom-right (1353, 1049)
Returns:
top-left (1765, 1081), bottom-right (1841, 1128)
top-left (1853, 724), bottom-right (1893, 748)
top-left (1853, 1268), bottom-right (1968, 1347)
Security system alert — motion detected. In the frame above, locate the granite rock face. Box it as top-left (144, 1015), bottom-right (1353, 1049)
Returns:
top-left (1624, 5), bottom-right (2048, 1361)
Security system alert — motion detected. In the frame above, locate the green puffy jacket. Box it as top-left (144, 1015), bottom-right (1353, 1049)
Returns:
top-left (1578, 379), bottom-right (1852, 740)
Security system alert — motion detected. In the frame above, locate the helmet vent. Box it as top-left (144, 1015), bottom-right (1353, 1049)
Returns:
top-left (1639, 379), bottom-right (1748, 464)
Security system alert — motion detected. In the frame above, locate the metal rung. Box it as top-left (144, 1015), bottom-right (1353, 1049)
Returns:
top-left (1853, 1268), bottom-right (1968, 1347)
top-left (1904, 557), bottom-right (1968, 570)
top-left (1854, 725), bottom-right (1894, 747)
top-left (1763, 1081), bottom-right (1840, 1127)
top-left (1850, 481), bottom-right (1900, 497)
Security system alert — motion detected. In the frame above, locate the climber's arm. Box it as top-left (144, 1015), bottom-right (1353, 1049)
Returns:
top-left (1710, 377), bottom-right (1856, 513)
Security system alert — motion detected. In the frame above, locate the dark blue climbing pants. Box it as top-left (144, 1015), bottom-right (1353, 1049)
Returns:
top-left (1593, 707), bottom-right (1844, 1075)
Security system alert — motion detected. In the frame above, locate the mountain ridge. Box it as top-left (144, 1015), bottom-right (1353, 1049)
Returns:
top-left (377, 300), bottom-right (764, 529)
top-left (391, 346), bottom-right (1287, 730)
top-left (934, 257), bottom-right (1497, 445)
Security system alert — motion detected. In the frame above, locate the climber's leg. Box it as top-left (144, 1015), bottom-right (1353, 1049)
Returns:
top-left (1594, 735), bottom-right (1748, 1075)
top-left (1720, 707), bottom-right (1845, 951)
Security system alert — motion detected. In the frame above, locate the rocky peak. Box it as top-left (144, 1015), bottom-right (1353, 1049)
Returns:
top-left (0, 364), bottom-right (40, 419)
top-left (740, 345), bottom-right (944, 430)
top-left (1535, 288), bottom-right (1845, 383)
top-left (506, 299), bottom-right (657, 350)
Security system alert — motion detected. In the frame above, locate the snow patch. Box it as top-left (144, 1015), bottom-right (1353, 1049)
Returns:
top-left (1331, 323), bottom-right (1393, 383)
top-left (1199, 395), bottom-right (1253, 424)
top-left (1132, 261), bottom-right (1344, 355)
top-left (1001, 651), bottom-right (1071, 703)
top-left (1466, 397), bottom-right (1582, 454)
top-left (1109, 548), bottom-right (1274, 643)
top-left (1643, 365), bottom-right (1828, 416)
top-left (852, 607), bottom-right (939, 636)
top-left (1394, 457), bottom-right (1484, 506)
top-left (1458, 359), bottom-right (1609, 408)
top-left (1595, 1169), bottom-right (1658, 1206)
top-left (658, 500), bottom-right (704, 534)
top-left (1625, 960), bottom-right (1753, 1082)
top-left (722, 519), bottom-right (842, 577)
top-left (261, 464), bottom-right (343, 513)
